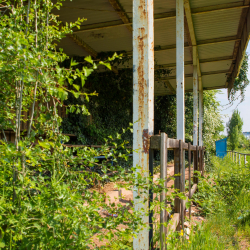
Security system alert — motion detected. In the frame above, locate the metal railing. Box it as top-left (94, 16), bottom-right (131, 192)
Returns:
top-left (150, 133), bottom-right (205, 250)
top-left (227, 151), bottom-right (250, 167)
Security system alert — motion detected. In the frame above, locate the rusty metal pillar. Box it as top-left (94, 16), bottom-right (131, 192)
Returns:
top-left (193, 64), bottom-right (198, 146)
top-left (132, 0), bottom-right (154, 248)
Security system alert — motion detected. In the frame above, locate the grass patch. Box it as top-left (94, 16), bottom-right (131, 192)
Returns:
top-left (168, 156), bottom-right (250, 249)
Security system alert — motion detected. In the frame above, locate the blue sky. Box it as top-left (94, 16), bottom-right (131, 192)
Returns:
top-left (216, 42), bottom-right (250, 135)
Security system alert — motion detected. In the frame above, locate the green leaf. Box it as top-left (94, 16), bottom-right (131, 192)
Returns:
top-left (99, 61), bottom-right (111, 70)
top-left (70, 58), bottom-right (78, 67)
top-left (73, 84), bottom-right (80, 91)
top-left (38, 141), bottom-right (51, 149)
top-left (84, 55), bottom-right (93, 65)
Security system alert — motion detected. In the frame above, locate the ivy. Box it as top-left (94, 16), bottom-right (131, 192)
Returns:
top-left (229, 53), bottom-right (249, 105)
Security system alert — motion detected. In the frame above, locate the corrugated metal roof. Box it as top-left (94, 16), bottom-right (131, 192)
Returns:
top-left (190, 0), bottom-right (244, 9)
top-left (54, 0), bottom-right (250, 95)
top-left (53, 0), bottom-right (120, 24)
top-left (155, 47), bottom-right (192, 65)
top-left (202, 74), bottom-right (228, 89)
top-left (198, 41), bottom-right (235, 60)
top-left (200, 60), bottom-right (232, 73)
top-left (119, 0), bottom-right (176, 18)
top-left (193, 8), bottom-right (242, 41)
top-left (58, 36), bottom-right (89, 57)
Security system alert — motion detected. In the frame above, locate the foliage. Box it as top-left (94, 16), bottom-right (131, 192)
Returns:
top-left (227, 110), bottom-right (244, 150)
top-left (167, 156), bottom-right (250, 249)
top-left (0, 1), bottom-right (178, 248)
top-left (202, 91), bottom-right (224, 154)
top-left (61, 55), bottom-right (172, 145)
top-left (229, 53), bottom-right (250, 104)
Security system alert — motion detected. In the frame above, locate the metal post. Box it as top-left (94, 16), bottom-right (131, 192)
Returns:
top-left (244, 155), bottom-right (246, 167)
top-left (176, 0), bottom-right (185, 232)
top-left (176, 0), bottom-right (185, 141)
top-left (133, 0), bottom-right (154, 248)
top-left (160, 133), bottom-right (167, 250)
top-left (179, 140), bottom-right (184, 230)
top-left (149, 148), bottom-right (154, 249)
top-left (193, 65), bottom-right (198, 146)
top-left (188, 143), bottom-right (191, 220)
top-left (199, 81), bottom-right (203, 147)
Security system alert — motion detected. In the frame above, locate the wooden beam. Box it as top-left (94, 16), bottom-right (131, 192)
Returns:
top-left (108, 0), bottom-right (132, 33)
top-left (72, 3), bottom-right (249, 34)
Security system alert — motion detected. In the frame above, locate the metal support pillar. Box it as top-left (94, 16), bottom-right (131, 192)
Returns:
top-left (176, 0), bottom-right (185, 232)
top-left (193, 65), bottom-right (198, 146)
top-left (176, 0), bottom-right (185, 141)
top-left (133, 0), bottom-right (154, 248)
top-left (199, 78), bottom-right (203, 147)
top-left (160, 133), bottom-right (168, 250)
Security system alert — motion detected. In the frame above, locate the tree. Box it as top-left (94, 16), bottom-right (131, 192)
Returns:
top-left (0, 1), bottom-right (146, 248)
top-left (227, 110), bottom-right (243, 150)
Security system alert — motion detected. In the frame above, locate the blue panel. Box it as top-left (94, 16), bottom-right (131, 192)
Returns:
top-left (215, 138), bottom-right (227, 158)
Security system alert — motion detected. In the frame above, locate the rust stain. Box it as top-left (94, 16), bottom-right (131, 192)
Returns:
top-left (142, 129), bottom-right (151, 154)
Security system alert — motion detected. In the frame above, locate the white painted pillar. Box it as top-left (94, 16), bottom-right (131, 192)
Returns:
top-left (193, 65), bottom-right (198, 146)
top-left (199, 77), bottom-right (203, 147)
top-left (133, 0), bottom-right (154, 248)
top-left (176, 0), bottom-right (185, 232)
top-left (176, 0), bottom-right (185, 141)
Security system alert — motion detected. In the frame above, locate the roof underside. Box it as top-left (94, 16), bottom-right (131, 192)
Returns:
top-left (54, 0), bottom-right (250, 96)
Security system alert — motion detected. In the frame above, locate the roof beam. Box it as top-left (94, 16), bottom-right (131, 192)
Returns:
top-left (161, 69), bottom-right (229, 80)
top-left (72, 3), bottom-right (249, 34)
top-left (156, 56), bottom-right (234, 69)
top-left (66, 34), bottom-right (98, 58)
top-left (184, 0), bottom-right (201, 78)
top-left (108, 0), bottom-right (132, 33)
top-left (227, 1), bottom-right (250, 90)
top-left (121, 36), bottom-right (239, 55)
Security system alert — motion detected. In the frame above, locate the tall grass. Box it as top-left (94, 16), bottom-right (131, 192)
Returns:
top-left (168, 156), bottom-right (250, 249)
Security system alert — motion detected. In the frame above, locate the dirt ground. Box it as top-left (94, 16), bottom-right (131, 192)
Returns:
top-left (90, 164), bottom-right (194, 247)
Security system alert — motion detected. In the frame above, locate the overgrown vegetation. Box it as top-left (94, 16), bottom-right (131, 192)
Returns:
top-left (0, 1), bottom-right (177, 248)
top-left (169, 156), bottom-right (250, 249)
top-left (229, 54), bottom-right (250, 105)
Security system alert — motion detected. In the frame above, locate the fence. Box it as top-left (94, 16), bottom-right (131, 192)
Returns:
top-left (227, 151), bottom-right (250, 167)
top-left (150, 133), bottom-right (205, 250)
